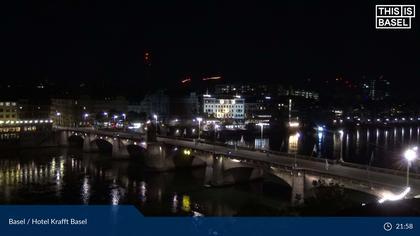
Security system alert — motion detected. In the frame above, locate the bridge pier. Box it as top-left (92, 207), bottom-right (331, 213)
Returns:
top-left (143, 143), bottom-right (209, 171)
top-left (291, 170), bottom-right (305, 205)
top-left (112, 138), bottom-right (130, 158)
top-left (268, 167), bottom-right (305, 205)
top-left (143, 143), bottom-right (174, 171)
top-left (82, 134), bottom-right (98, 152)
top-left (58, 130), bottom-right (69, 147)
top-left (210, 154), bottom-right (264, 187)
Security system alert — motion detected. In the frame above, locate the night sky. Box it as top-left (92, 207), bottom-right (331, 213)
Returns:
top-left (1, 0), bottom-right (418, 94)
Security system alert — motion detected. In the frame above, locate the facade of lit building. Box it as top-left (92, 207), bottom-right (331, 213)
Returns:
top-left (202, 95), bottom-right (245, 120)
top-left (362, 77), bottom-right (391, 101)
top-left (138, 90), bottom-right (170, 119)
top-left (50, 98), bottom-right (80, 127)
top-left (215, 84), bottom-right (270, 97)
top-left (17, 99), bottom-right (51, 120)
top-left (0, 101), bottom-right (54, 141)
top-left (286, 89), bottom-right (319, 100)
top-left (0, 101), bottom-right (18, 121)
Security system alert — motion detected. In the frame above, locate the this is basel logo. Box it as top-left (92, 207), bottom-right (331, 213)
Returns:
top-left (376, 5), bottom-right (415, 29)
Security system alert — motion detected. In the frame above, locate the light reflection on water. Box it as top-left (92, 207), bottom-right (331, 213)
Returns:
top-left (0, 149), bottom-right (297, 216)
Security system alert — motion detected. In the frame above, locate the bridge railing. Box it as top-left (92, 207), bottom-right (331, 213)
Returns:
top-left (54, 126), bottom-right (145, 141)
top-left (340, 161), bottom-right (420, 180)
top-left (158, 135), bottom-right (420, 180)
top-left (157, 135), bottom-right (338, 165)
top-left (299, 167), bottom-right (404, 193)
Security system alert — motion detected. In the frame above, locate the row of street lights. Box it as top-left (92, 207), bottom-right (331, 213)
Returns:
top-left (152, 114), bottom-right (203, 140)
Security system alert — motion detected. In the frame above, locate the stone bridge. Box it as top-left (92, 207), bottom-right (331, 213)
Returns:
top-left (55, 127), bottom-right (420, 205)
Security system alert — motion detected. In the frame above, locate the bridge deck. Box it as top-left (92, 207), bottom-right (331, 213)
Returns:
top-left (158, 137), bottom-right (420, 197)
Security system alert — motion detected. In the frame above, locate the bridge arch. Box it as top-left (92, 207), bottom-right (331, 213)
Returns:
top-left (210, 155), bottom-right (264, 186)
top-left (92, 137), bottom-right (113, 153)
top-left (68, 134), bottom-right (84, 148)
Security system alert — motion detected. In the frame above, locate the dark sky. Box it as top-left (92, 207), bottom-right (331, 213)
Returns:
top-left (1, 0), bottom-right (419, 93)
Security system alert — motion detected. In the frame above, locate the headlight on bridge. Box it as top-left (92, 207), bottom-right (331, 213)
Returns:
top-left (183, 149), bottom-right (191, 156)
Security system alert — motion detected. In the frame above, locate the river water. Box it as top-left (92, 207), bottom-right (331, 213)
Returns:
top-left (0, 148), bottom-right (300, 216)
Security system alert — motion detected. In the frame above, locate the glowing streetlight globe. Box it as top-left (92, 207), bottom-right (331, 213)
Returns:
top-left (404, 149), bottom-right (417, 162)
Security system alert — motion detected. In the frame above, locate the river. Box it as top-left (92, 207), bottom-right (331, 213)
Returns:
top-left (0, 147), bottom-right (373, 216)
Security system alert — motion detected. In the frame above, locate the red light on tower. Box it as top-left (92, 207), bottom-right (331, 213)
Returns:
top-left (144, 52), bottom-right (151, 66)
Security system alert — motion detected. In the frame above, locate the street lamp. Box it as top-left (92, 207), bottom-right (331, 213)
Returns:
top-left (56, 112), bottom-right (61, 126)
top-left (153, 114), bottom-right (158, 135)
top-left (112, 115), bottom-right (118, 128)
top-left (404, 147), bottom-right (417, 186)
top-left (338, 129), bottom-right (344, 162)
top-left (196, 117), bottom-right (203, 140)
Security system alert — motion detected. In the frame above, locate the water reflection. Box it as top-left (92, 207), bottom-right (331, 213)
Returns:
top-left (317, 131), bottom-right (323, 158)
top-left (355, 130), bottom-right (360, 156)
top-left (288, 132), bottom-right (300, 154)
top-left (139, 181), bottom-right (147, 203)
top-left (394, 128), bottom-right (397, 145)
top-left (171, 194), bottom-right (178, 213)
top-left (255, 138), bottom-right (269, 150)
top-left (81, 176), bottom-right (90, 204)
top-left (0, 149), bottom-right (295, 216)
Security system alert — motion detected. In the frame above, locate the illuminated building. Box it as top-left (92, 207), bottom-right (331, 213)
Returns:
top-left (50, 98), bottom-right (84, 127)
top-left (0, 101), bottom-right (18, 121)
top-left (362, 76), bottom-right (391, 101)
top-left (286, 89), bottom-right (319, 100)
top-left (138, 90), bottom-right (170, 119)
top-left (17, 99), bottom-right (51, 120)
top-left (202, 94), bottom-right (244, 120)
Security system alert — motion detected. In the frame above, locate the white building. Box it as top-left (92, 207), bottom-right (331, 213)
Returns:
top-left (202, 95), bottom-right (244, 120)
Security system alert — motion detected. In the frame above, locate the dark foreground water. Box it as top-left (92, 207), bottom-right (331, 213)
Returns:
top-left (0, 148), bottom-right (374, 216)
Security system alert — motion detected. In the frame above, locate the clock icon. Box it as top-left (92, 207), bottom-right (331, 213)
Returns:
top-left (384, 222), bottom-right (393, 231)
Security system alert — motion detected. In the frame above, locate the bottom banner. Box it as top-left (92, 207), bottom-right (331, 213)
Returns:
top-left (0, 206), bottom-right (418, 236)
